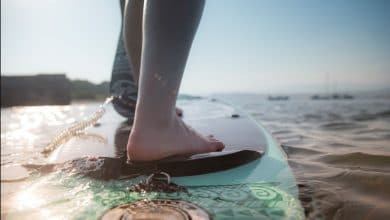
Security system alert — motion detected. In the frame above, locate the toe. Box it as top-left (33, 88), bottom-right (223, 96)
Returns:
top-left (211, 140), bottom-right (225, 152)
top-left (206, 135), bottom-right (224, 151)
top-left (192, 140), bottom-right (224, 154)
top-left (208, 137), bottom-right (217, 141)
top-left (207, 135), bottom-right (218, 142)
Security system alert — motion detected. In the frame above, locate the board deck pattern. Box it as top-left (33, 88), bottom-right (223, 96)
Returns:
top-left (4, 172), bottom-right (303, 219)
top-left (3, 99), bottom-right (304, 219)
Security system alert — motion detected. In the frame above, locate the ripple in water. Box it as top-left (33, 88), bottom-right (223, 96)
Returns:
top-left (1, 95), bottom-right (390, 219)
top-left (220, 95), bottom-right (390, 219)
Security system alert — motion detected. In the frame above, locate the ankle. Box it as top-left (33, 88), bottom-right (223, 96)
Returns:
top-left (133, 107), bottom-right (176, 130)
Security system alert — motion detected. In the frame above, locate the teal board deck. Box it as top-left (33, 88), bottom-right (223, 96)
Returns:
top-left (4, 98), bottom-right (304, 219)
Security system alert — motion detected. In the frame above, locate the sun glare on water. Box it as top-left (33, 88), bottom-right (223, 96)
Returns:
top-left (2, 106), bottom-right (69, 150)
top-left (14, 188), bottom-right (45, 210)
top-left (11, 187), bottom-right (64, 220)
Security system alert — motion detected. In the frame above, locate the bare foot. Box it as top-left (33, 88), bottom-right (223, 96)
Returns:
top-left (127, 115), bottom-right (224, 161)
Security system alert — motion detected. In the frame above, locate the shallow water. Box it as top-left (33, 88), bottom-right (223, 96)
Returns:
top-left (217, 94), bottom-right (390, 219)
top-left (1, 94), bottom-right (390, 219)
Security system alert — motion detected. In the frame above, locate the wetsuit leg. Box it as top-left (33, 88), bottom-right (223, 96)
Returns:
top-left (110, 0), bottom-right (143, 119)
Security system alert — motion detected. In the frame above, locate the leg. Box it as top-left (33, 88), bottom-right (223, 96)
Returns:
top-left (126, 0), bottom-right (224, 161)
top-left (123, 0), bottom-right (183, 117)
top-left (109, 0), bottom-right (139, 119)
top-left (123, 0), bottom-right (143, 84)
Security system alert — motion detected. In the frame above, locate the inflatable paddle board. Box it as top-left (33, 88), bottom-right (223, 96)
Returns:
top-left (4, 97), bottom-right (304, 219)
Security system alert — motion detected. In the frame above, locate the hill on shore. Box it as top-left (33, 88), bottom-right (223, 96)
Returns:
top-left (70, 80), bottom-right (109, 100)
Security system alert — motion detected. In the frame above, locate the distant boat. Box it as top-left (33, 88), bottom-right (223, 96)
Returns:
top-left (268, 95), bottom-right (289, 101)
top-left (341, 94), bottom-right (354, 99)
top-left (311, 95), bottom-right (331, 100)
top-left (312, 72), bottom-right (354, 100)
top-left (311, 93), bottom-right (354, 100)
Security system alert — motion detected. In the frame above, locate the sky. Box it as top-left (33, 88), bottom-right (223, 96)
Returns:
top-left (2, 0), bottom-right (390, 95)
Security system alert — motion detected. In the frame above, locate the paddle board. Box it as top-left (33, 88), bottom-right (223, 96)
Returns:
top-left (4, 97), bottom-right (304, 220)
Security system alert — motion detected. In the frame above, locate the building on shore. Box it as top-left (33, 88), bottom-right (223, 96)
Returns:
top-left (1, 74), bottom-right (71, 107)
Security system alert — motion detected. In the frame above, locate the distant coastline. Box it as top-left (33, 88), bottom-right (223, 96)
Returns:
top-left (2, 73), bottom-right (389, 107)
top-left (70, 79), bottom-right (109, 101)
top-left (1, 74), bottom-right (110, 107)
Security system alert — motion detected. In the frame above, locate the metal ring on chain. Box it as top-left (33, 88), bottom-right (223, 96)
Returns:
top-left (146, 172), bottom-right (171, 185)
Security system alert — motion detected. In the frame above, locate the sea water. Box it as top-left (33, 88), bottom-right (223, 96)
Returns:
top-left (1, 94), bottom-right (390, 219)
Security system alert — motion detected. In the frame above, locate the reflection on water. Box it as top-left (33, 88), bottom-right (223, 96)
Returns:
top-left (218, 94), bottom-right (390, 219)
top-left (1, 105), bottom-right (96, 166)
top-left (1, 95), bottom-right (390, 219)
